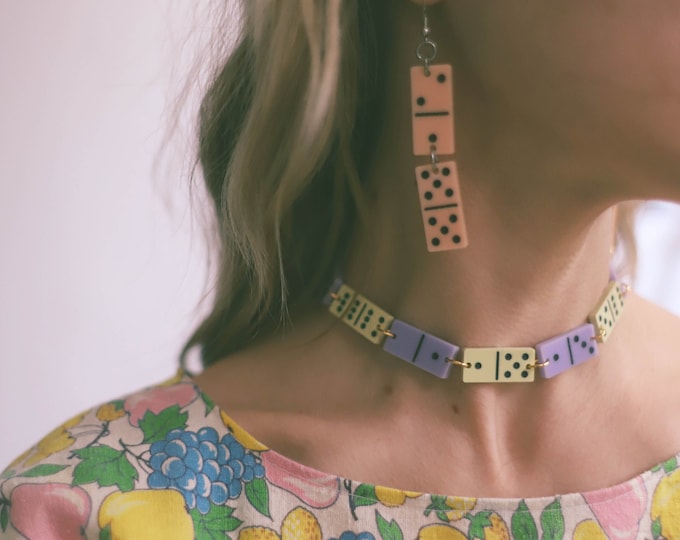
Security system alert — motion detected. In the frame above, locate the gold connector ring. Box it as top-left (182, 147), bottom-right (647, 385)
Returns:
top-left (448, 358), bottom-right (471, 369)
top-left (591, 327), bottom-right (607, 342)
top-left (528, 359), bottom-right (549, 369)
top-left (377, 326), bottom-right (396, 339)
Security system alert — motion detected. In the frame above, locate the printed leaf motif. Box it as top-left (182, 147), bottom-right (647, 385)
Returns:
top-left (663, 456), bottom-right (678, 474)
top-left (540, 498), bottom-right (565, 540)
top-left (424, 495), bottom-right (452, 522)
top-left (245, 477), bottom-right (271, 519)
top-left (0, 504), bottom-right (8, 533)
top-left (467, 511), bottom-right (493, 540)
top-left (72, 445), bottom-right (138, 492)
top-left (0, 469), bottom-right (15, 480)
top-left (17, 464), bottom-right (68, 478)
top-left (191, 505), bottom-right (243, 539)
top-left (436, 511), bottom-right (448, 523)
top-left (511, 501), bottom-right (538, 540)
top-left (376, 510), bottom-right (404, 540)
top-left (651, 516), bottom-right (662, 539)
top-left (139, 405), bottom-right (188, 443)
top-left (352, 483), bottom-right (378, 509)
top-left (201, 392), bottom-right (216, 416)
top-left (99, 524), bottom-right (112, 540)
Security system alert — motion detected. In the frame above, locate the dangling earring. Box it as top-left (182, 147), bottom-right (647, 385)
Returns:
top-left (410, 5), bottom-right (468, 252)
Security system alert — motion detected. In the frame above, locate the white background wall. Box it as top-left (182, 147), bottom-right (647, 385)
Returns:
top-left (0, 1), bottom-right (210, 467)
top-left (1, 2), bottom-right (680, 469)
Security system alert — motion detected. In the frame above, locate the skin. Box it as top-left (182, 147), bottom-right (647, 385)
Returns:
top-left (195, 0), bottom-right (680, 497)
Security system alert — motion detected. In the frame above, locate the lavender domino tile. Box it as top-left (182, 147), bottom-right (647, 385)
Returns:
top-left (536, 323), bottom-right (599, 379)
top-left (382, 319), bottom-right (458, 379)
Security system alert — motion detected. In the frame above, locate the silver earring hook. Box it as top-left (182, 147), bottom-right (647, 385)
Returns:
top-left (416, 4), bottom-right (437, 76)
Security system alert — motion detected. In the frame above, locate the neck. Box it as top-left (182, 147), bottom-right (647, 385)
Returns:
top-left (342, 1), bottom-right (620, 353)
top-left (330, 1), bottom-right (636, 453)
top-left (343, 202), bottom-right (615, 351)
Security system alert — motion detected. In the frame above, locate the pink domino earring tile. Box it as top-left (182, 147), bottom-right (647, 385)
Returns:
top-left (410, 5), bottom-right (468, 252)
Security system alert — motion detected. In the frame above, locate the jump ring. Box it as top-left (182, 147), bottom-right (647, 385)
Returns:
top-left (591, 327), bottom-right (607, 342)
top-left (528, 359), bottom-right (549, 369)
top-left (430, 146), bottom-right (439, 172)
top-left (377, 326), bottom-right (395, 339)
top-left (448, 358), bottom-right (471, 369)
top-left (416, 38), bottom-right (437, 72)
top-left (621, 283), bottom-right (630, 297)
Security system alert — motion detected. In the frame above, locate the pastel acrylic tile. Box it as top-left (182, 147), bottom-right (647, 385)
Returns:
top-left (415, 161), bottom-right (468, 251)
top-left (411, 64), bottom-right (454, 156)
top-left (342, 296), bottom-right (395, 346)
top-left (382, 319), bottom-right (458, 378)
top-left (327, 283), bottom-right (357, 319)
top-left (535, 323), bottom-right (599, 379)
top-left (462, 348), bottom-right (535, 383)
top-left (588, 281), bottom-right (626, 343)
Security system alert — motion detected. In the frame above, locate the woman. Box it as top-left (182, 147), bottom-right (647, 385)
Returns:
top-left (2, 1), bottom-right (680, 538)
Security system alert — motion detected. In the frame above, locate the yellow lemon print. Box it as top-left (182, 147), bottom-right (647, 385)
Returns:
top-left (652, 468), bottom-right (680, 540)
top-left (62, 413), bottom-right (86, 431)
top-left (238, 527), bottom-right (281, 540)
top-left (24, 413), bottom-right (85, 466)
top-left (96, 403), bottom-right (126, 422)
top-left (221, 410), bottom-right (268, 452)
top-left (281, 507), bottom-right (322, 540)
top-left (98, 490), bottom-right (193, 540)
top-left (573, 519), bottom-right (608, 540)
top-left (417, 524), bottom-right (467, 540)
top-left (375, 485), bottom-right (421, 507)
top-left (444, 496), bottom-right (477, 521)
top-left (485, 513), bottom-right (511, 540)
top-left (161, 370), bottom-right (185, 387)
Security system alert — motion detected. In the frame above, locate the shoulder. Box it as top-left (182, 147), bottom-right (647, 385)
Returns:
top-left (0, 371), bottom-right (245, 538)
top-left (0, 370), bottom-right (347, 539)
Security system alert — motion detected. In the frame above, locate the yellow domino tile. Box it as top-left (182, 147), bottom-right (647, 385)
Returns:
top-left (462, 348), bottom-right (535, 383)
top-left (342, 294), bottom-right (394, 345)
top-left (588, 281), bottom-right (626, 343)
top-left (328, 284), bottom-right (357, 320)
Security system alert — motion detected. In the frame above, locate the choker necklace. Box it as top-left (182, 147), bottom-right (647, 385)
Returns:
top-left (322, 278), bottom-right (628, 383)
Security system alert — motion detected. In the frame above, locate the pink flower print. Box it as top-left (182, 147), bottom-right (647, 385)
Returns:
top-left (583, 476), bottom-right (647, 540)
top-left (9, 483), bottom-right (91, 540)
top-left (124, 383), bottom-right (197, 427)
top-left (261, 450), bottom-right (340, 508)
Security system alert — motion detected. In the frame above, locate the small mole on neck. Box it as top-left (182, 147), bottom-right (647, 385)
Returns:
top-left (383, 384), bottom-right (394, 396)
top-left (451, 404), bottom-right (460, 415)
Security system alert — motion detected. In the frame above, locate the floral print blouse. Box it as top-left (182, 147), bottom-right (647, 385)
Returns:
top-left (1, 370), bottom-right (679, 539)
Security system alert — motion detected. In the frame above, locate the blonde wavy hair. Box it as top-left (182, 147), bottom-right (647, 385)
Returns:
top-left (179, 1), bottom-right (638, 368)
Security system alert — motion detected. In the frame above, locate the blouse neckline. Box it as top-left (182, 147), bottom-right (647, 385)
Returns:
top-left (181, 368), bottom-right (676, 510)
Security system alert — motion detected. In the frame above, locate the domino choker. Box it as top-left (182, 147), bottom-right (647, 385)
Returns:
top-left (322, 278), bottom-right (627, 383)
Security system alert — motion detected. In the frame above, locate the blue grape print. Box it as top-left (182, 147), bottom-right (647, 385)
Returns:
top-left (147, 427), bottom-right (265, 513)
top-left (330, 533), bottom-right (376, 540)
